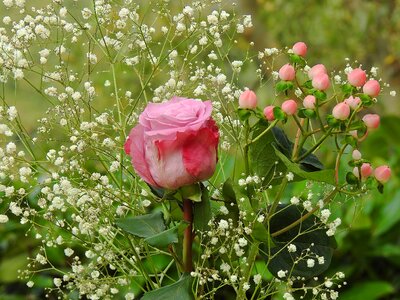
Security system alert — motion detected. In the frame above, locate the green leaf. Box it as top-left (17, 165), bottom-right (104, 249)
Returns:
top-left (359, 94), bottom-right (373, 106)
top-left (0, 254), bottom-right (27, 282)
top-left (237, 108), bottom-right (252, 122)
top-left (266, 204), bottom-right (336, 279)
top-left (273, 106), bottom-right (286, 121)
top-left (275, 81), bottom-right (294, 93)
top-left (341, 83), bottom-right (354, 96)
top-left (221, 179), bottom-right (240, 224)
top-left (375, 190), bottom-right (400, 236)
top-left (116, 211), bottom-right (165, 238)
top-left (303, 80), bottom-right (313, 89)
top-left (298, 108), bottom-right (316, 119)
top-left (249, 121), bottom-right (287, 186)
top-left (339, 281), bottom-right (394, 300)
top-left (141, 274), bottom-right (194, 300)
top-left (179, 184), bottom-right (202, 202)
top-left (144, 222), bottom-right (187, 248)
top-left (193, 185), bottom-right (212, 231)
top-left (273, 146), bottom-right (335, 184)
top-left (289, 54), bottom-right (306, 66)
top-left (346, 172), bottom-right (359, 185)
top-left (313, 90), bottom-right (327, 101)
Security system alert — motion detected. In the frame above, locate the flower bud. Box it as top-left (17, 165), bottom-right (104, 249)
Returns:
top-left (263, 105), bottom-right (275, 121)
top-left (292, 42), bottom-right (307, 57)
top-left (352, 149), bottom-right (362, 160)
top-left (308, 64), bottom-right (327, 79)
top-left (279, 64), bottom-right (296, 81)
top-left (332, 102), bottom-right (350, 120)
top-left (362, 114), bottom-right (380, 129)
top-left (303, 95), bottom-right (316, 109)
top-left (353, 163), bottom-right (373, 178)
top-left (363, 80), bottom-right (380, 97)
top-left (374, 165), bottom-right (391, 183)
top-left (347, 68), bottom-right (367, 87)
top-left (344, 96), bottom-right (361, 110)
top-left (312, 73), bottom-right (330, 91)
top-left (281, 100), bottom-right (297, 115)
top-left (239, 90), bottom-right (257, 109)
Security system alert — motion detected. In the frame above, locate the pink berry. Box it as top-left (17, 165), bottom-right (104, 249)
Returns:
top-left (352, 149), bottom-right (362, 160)
top-left (353, 163), bottom-right (373, 178)
top-left (279, 64), bottom-right (296, 81)
top-left (332, 102), bottom-right (350, 120)
top-left (239, 90), bottom-right (257, 109)
top-left (281, 100), bottom-right (298, 115)
top-left (308, 64), bottom-right (327, 80)
top-left (292, 42), bottom-right (307, 57)
top-left (263, 105), bottom-right (275, 121)
top-left (374, 165), bottom-right (391, 183)
top-left (303, 95), bottom-right (316, 109)
top-left (344, 96), bottom-right (361, 110)
top-left (347, 68), bottom-right (367, 87)
top-left (312, 73), bottom-right (330, 91)
top-left (363, 80), bottom-right (380, 97)
top-left (362, 114), bottom-right (380, 129)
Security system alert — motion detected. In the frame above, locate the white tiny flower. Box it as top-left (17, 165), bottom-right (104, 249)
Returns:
top-left (286, 172), bottom-right (294, 181)
top-left (142, 199), bottom-right (151, 207)
top-left (307, 259), bottom-right (315, 268)
top-left (27, 281), bottom-right (34, 287)
top-left (64, 248), bottom-right (74, 257)
top-left (53, 278), bottom-right (62, 287)
top-left (0, 214), bottom-right (9, 223)
top-left (220, 262), bottom-right (231, 273)
top-left (390, 90), bottom-right (396, 97)
top-left (218, 219), bottom-right (229, 230)
top-left (242, 282), bottom-right (250, 291)
top-left (253, 274), bottom-right (262, 285)
top-left (277, 270), bottom-right (286, 278)
top-left (283, 293), bottom-right (295, 300)
top-left (238, 237), bottom-right (247, 247)
top-left (290, 196), bottom-right (300, 205)
top-left (219, 205), bottom-right (229, 215)
top-left (288, 244), bottom-right (297, 253)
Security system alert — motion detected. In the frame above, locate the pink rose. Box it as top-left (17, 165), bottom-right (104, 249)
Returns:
top-left (363, 80), bottom-right (380, 97)
top-left (374, 165), bottom-right (391, 183)
top-left (263, 105), bottom-right (275, 121)
top-left (347, 68), bottom-right (367, 87)
top-left (308, 64), bottom-right (327, 80)
top-left (124, 97), bottom-right (219, 190)
top-left (279, 64), bottom-right (296, 81)
top-left (312, 73), bottom-right (330, 91)
top-left (292, 42), bottom-right (307, 57)
top-left (332, 102), bottom-right (350, 120)
top-left (281, 99), bottom-right (297, 115)
top-left (239, 90), bottom-right (257, 109)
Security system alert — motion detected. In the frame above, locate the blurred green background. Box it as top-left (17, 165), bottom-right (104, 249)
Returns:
top-left (1, 0), bottom-right (400, 299)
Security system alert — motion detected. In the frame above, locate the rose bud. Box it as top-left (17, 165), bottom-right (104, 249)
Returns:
top-left (363, 79), bottom-right (380, 97)
top-left (332, 102), bottom-right (350, 120)
top-left (374, 165), bottom-right (391, 183)
top-left (312, 73), bottom-right (330, 91)
top-left (281, 99), bottom-right (298, 115)
top-left (124, 97), bottom-right (219, 190)
top-left (352, 149), bottom-right (362, 160)
top-left (239, 89), bottom-right (257, 109)
top-left (303, 95), bottom-right (316, 109)
top-left (292, 42), bottom-right (307, 57)
top-left (308, 64), bottom-right (327, 80)
top-left (362, 114), bottom-right (380, 129)
top-left (344, 96), bottom-right (361, 110)
top-left (353, 163), bottom-right (373, 178)
top-left (347, 68), bottom-right (367, 87)
top-left (279, 64), bottom-right (296, 81)
top-left (263, 105), bottom-right (275, 121)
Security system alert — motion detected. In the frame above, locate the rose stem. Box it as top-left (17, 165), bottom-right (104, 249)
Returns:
top-left (183, 199), bottom-right (193, 273)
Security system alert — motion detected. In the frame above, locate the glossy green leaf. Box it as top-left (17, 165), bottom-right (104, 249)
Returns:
top-left (141, 274), bottom-right (194, 300)
top-left (237, 108), bottom-right (252, 122)
top-left (375, 190), bottom-right (400, 236)
top-left (116, 211), bottom-right (165, 238)
top-left (193, 185), bottom-right (212, 231)
top-left (144, 222), bottom-right (187, 248)
top-left (275, 81), bottom-right (294, 93)
top-left (179, 184), bottom-right (202, 202)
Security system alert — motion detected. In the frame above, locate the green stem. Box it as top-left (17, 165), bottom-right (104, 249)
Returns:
top-left (248, 119), bottom-right (278, 145)
top-left (271, 188), bottom-right (338, 237)
top-left (182, 199), bottom-right (193, 273)
top-left (236, 241), bottom-right (260, 300)
top-left (268, 177), bottom-right (288, 217)
top-left (294, 127), bottom-right (333, 163)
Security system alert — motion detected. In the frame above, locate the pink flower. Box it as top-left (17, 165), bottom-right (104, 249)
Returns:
top-left (281, 99), bottom-right (297, 115)
top-left (279, 64), bottom-right (296, 81)
top-left (239, 90), bottom-right (257, 109)
top-left (332, 102), bottom-right (350, 120)
top-left (363, 80), bottom-right (380, 97)
top-left (312, 73), bottom-right (330, 91)
top-left (124, 97), bottom-right (219, 190)
top-left (303, 95), bottom-right (316, 109)
top-left (353, 163), bottom-right (373, 178)
top-left (374, 165), bottom-right (391, 183)
top-left (344, 96), bottom-right (361, 110)
top-left (347, 68), bottom-right (367, 87)
top-left (352, 149), bottom-right (362, 160)
top-left (362, 114), bottom-right (380, 129)
top-left (308, 64), bottom-right (327, 80)
top-left (263, 105), bottom-right (275, 121)
top-left (292, 42), bottom-right (307, 57)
